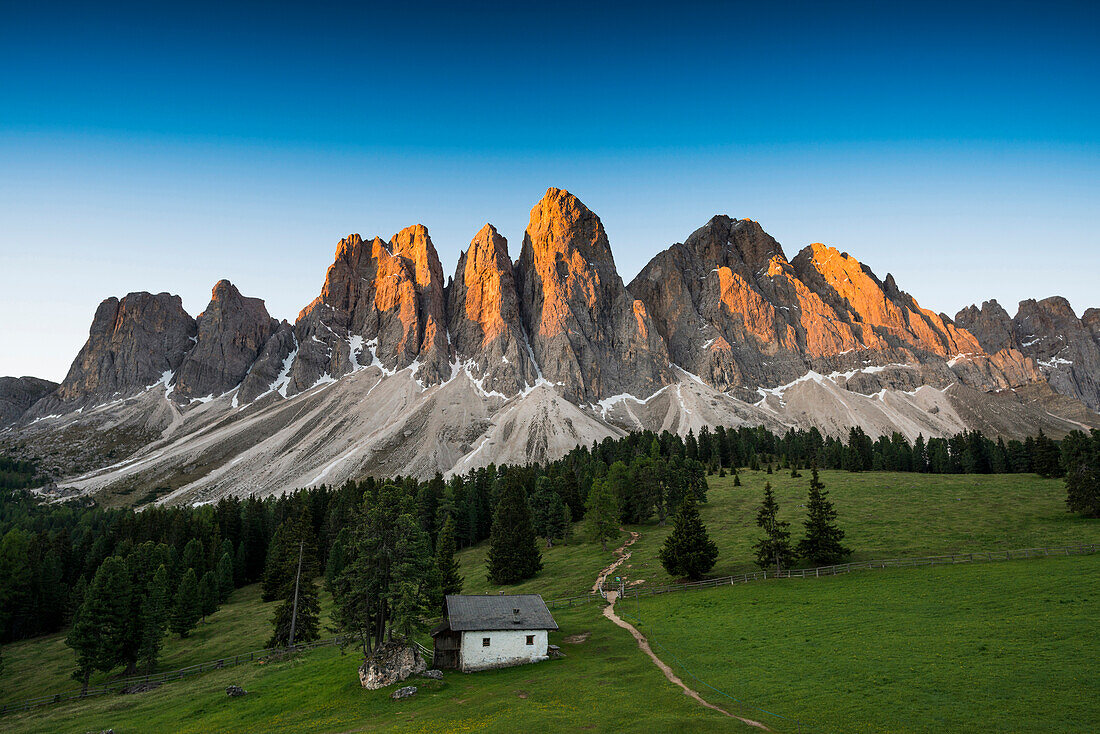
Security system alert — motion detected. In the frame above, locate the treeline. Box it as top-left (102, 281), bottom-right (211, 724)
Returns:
top-left (0, 424), bottom-right (1095, 660)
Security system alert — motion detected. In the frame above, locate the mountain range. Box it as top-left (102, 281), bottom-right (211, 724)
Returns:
top-left (3, 188), bottom-right (1098, 504)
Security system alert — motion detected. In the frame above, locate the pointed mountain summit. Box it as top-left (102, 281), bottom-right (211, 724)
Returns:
top-left (447, 224), bottom-right (538, 395)
top-left (288, 226), bottom-right (451, 394)
top-left (515, 188), bottom-right (671, 402)
top-left (172, 280), bottom-right (279, 401)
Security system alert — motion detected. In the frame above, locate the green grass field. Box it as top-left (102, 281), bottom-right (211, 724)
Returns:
top-left (0, 583), bottom-right (335, 706)
top-left (624, 554), bottom-right (1100, 733)
top-left (1, 603), bottom-right (744, 734)
top-left (620, 469), bottom-right (1100, 589)
top-left (2, 470), bottom-right (1096, 732)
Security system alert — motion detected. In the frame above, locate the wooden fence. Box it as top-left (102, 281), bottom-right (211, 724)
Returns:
top-left (0, 635), bottom-right (346, 716)
top-left (614, 543), bottom-right (1100, 600)
top-left (4, 542), bottom-right (1096, 718)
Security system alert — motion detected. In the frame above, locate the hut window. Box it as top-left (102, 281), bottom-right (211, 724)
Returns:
top-left (482, 637), bottom-right (490, 647)
top-left (526, 635), bottom-right (534, 645)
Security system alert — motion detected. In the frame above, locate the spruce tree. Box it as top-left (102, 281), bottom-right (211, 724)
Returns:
top-left (267, 575), bottom-right (321, 648)
top-left (199, 570), bottom-right (218, 622)
top-left (658, 491), bottom-right (718, 580)
top-left (485, 473), bottom-right (542, 584)
top-left (544, 492), bottom-right (569, 547)
top-left (753, 482), bottom-right (795, 572)
top-left (64, 574), bottom-right (88, 625)
top-left (170, 568), bottom-right (201, 638)
top-left (137, 565), bottom-right (170, 672)
top-left (584, 477), bottom-right (620, 551)
top-left (66, 556), bottom-right (133, 693)
top-left (797, 468), bottom-right (851, 565)
top-left (215, 551), bottom-right (235, 603)
top-left (436, 514), bottom-right (464, 596)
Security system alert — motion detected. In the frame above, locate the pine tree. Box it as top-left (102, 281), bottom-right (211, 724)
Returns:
top-left (658, 491), bottom-right (718, 580)
top-left (733, 472), bottom-right (741, 487)
top-left (66, 556), bottom-right (133, 693)
top-left (436, 514), bottom-right (464, 596)
top-left (170, 568), bottom-right (201, 638)
top-left (137, 565), bottom-right (170, 672)
top-left (797, 468), bottom-right (851, 565)
top-left (199, 570), bottom-right (218, 622)
top-left (543, 492), bottom-right (569, 547)
top-left (215, 551), bottom-right (235, 603)
top-left (584, 477), bottom-right (620, 551)
top-left (486, 473), bottom-right (542, 584)
top-left (262, 509), bottom-right (316, 602)
top-left (64, 574), bottom-right (88, 625)
top-left (753, 482), bottom-right (795, 572)
top-left (267, 575), bottom-right (321, 648)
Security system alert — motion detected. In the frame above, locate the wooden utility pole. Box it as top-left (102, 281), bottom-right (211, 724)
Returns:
top-left (288, 540), bottom-right (304, 648)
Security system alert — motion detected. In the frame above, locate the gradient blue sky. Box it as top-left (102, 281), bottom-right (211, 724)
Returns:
top-left (2, 1), bottom-right (1098, 381)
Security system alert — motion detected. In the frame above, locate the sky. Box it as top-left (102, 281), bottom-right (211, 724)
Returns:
top-left (1, 1), bottom-right (1098, 382)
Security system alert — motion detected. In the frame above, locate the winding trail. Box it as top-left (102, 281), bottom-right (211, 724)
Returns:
top-left (595, 530), bottom-right (769, 731)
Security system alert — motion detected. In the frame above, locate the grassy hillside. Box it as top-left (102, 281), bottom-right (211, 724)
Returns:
top-left (0, 583), bottom-right (334, 706)
top-left (458, 470), bottom-right (1099, 595)
top-left (1, 604), bottom-right (745, 734)
top-left (623, 553), bottom-right (1100, 732)
top-left (2, 469), bottom-right (1095, 732)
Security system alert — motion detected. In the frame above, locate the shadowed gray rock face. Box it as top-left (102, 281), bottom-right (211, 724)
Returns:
top-left (236, 322), bottom-right (296, 404)
top-left (1000, 298), bottom-right (1099, 411)
top-left (28, 292), bottom-right (196, 417)
top-left (515, 188), bottom-right (672, 403)
top-left (172, 280), bottom-right (279, 402)
top-left (447, 224), bottom-right (538, 395)
top-left (0, 376), bottom-right (58, 427)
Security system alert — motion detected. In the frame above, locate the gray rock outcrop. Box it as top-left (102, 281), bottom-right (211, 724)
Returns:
top-left (358, 642), bottom-right (426, 690)
top-left (172, 280), bottom-right (279, 402)
top-left (0, 376), bottom-right (58, 427)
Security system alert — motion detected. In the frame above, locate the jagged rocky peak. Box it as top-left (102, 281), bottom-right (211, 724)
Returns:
top-left (516, 187), bottom-right (671, 402)
top-left (790, 242), bottom-right (979, 359)
top-left (1011, 296), bottom-right (1100, 410)
top-left (682, 215), bottom-right (786, 269)
top-left (286, 226), bottom-right (451, 396)
top-left (955, 299), bottom-right (1019, 354)
top-left (447, 224), bottom-right (537, 395)
top-left (0, 376), bottom-right (58, 427)
top-left (39, 292), bottom-right (197, 412)
top-left (172, 280), bottom-right (280, 402)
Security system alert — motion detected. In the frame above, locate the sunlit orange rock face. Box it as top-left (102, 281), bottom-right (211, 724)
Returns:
top-left (447, 224), bottom-right (537, 395)
top-left (289, 226), bottom-right (451, 393)
top-left (516, 187), bottom-right (671, 402)
top-left (629, 216), bottom-right (1032, 395)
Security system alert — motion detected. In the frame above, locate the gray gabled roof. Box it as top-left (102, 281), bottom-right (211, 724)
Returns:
top-left (441, 594), bottom-right (559, 632)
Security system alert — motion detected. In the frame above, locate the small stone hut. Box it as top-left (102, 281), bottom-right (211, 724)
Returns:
top-left (431, 594), bottom-right (559, 672)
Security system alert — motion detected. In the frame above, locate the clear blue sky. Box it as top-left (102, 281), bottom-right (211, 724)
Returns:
top-left (2, 1), bottom-right (1098, 381)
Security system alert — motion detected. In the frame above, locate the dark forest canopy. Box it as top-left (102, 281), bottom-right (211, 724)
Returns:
top-left (0, 425), bottom-right (1094, 650)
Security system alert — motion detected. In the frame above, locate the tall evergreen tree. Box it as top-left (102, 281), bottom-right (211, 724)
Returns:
top-left (215, 551), bottom-right (235, 603)
top-left (436, 514), bottom-right (464, 596)
top-left (66, 556), bottom-right (133, 693)
top-left (797, 468), bottom-right (851, 565)
top-left (267, 574), bottom-right (320, 648)
top-left (199, 570), bottom-right (218, 622)
top-left (137, 565), bottom-right (170, 673)
top-left (754, 482), bottom-right (795, 572)
top-left (584, 477), bottom-right (620, 551)
top-left (485, 473), bottom-right (542, 584)
top-left (658, 491), bottom-right (718, 580)
top-left (170, 568), bottom-right (201, 638)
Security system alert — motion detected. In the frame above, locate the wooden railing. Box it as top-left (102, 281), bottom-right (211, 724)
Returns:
top-left (0, 635), bottom-right (346, 716)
